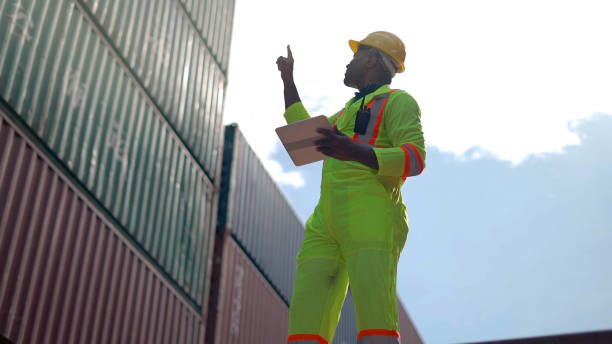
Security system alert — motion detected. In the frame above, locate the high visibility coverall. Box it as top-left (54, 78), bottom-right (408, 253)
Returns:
top-left (285, 84), bottom-right (425, 344)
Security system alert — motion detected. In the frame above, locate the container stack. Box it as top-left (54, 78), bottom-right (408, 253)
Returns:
top-left (215, 124), bottom-right (304, 304)
top-left (205, 124), bottom-right (303, 343)
top-left (0, 111), bottom-right (206, 342)
top-left (1, 0), bottom-right (234, 342)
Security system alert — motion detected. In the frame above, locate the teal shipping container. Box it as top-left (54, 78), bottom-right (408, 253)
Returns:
top-left (78, 0), bottom-right (235, 179)
top-left (0, 0), bottom-right (219, 307)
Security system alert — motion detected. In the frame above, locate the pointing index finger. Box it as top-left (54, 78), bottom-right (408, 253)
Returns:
top-left (287, 45), bottom-right (293, 59)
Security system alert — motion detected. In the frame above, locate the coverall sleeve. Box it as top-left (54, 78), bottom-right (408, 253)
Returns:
top-left (372, 92), bottom-right (426, 178)
top-left (283, 101), bottom-right (341, 125)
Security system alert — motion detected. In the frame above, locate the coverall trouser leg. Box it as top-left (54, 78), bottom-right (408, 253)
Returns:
top-left (288, 200), bottom-right (407, 344)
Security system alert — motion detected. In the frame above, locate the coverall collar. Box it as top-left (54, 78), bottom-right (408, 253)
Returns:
top-left (346, 84), bottom-right (391, 109)
top-left (354, 83), bottom-right (387, 101)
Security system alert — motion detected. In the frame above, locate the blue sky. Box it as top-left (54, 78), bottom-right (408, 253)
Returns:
top-left (271, 113), bottom-right (612, 343)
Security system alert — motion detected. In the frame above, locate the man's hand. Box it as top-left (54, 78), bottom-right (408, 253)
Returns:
top-left (276, 45), bottom-right (294, 83)
top-left (276, 45), bottom-right (300, 109)
top-left (315, 126), bottom-right (379, 170)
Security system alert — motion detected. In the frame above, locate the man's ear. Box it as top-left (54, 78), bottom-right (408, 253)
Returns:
top-left (365, 53), bottom-right (378, 69)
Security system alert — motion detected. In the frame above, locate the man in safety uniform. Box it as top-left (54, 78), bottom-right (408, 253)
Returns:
top-left (276, 31), bottom-right (425, 344)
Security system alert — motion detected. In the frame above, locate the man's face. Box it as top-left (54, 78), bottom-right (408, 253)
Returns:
top-left (343, 47), bottom-right (374, 88)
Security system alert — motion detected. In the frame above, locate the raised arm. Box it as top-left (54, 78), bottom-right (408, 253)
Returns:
top-left (276, 45), bottom-right (301, 110)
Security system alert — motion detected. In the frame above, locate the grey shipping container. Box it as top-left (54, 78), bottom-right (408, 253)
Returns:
top-left (0, 0), bottom-right (216, 306)
top-left (398, 298), bottom-right (423, 344)
top-left (333, 289), bottom-right (358, 344)
top-left (208, 236), bottom-right (290, 344)
top-left (334, 293), bottom-right (422, 343)
top-left (78, 0), bottom-right (235, 179)
top-left (218, 124), bottom-right (304, 304)
top-left (0, 110), bottom-right (206, 344)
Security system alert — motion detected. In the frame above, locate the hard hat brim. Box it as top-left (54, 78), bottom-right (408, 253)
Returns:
top-left (349, 39), bottom-right (360, 53)
top-left (348, 39), bottom-right (405, 73)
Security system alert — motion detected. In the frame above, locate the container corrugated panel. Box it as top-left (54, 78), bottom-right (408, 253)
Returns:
top-left (398, 298), bottom-right (424, 344)
top-left (178, 0), bottom-right (236, 72)
top-left (210, 237), bottom-right (289, 344)
top-left (77, 0), bottom-right (234, 179)
top-left (218, 124), bottom-right (304, 304)
top-left (0, 0), bottom-right (216, 306)
top-left (333, 289), bottom-right (358, 344)
top-left (0, 111), bottom-right (206, 344)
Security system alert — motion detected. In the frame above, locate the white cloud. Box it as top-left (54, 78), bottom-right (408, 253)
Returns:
top-left (224, 0), bottom-right (612, 172)
top-left (262, 159), bottom-right (305, 188)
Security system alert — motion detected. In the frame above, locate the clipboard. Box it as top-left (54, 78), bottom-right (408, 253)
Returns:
top-left (275, 115), bottom-right (332, 166)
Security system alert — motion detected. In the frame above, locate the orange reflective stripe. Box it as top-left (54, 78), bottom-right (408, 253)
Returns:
top-left (400, 145), bottom-right (411, 180)
top-left (287, 334), bottom-right (329, 344)
top-left (351, 137), bottom-right (390, 148)
top-left (333, 110), bottom-right (345, 127)
top-left (400, 143), bottom-right (424, 181)
top-left (368, 90), bottom-right (396, 145)
top-left (403, 142), bottom-right (424, 174)
top-left (357, 329), bottom-right (401, 339)
top-left (366, 98), bottom-right (377, 109)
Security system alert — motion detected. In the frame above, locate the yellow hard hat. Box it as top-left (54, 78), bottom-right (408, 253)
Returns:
top-left (349, 31), bottom-right (406, 73)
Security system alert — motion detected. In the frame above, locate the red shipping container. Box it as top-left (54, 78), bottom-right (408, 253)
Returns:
top-left (0, 109), bottom-right (206, 343)
top-left (209, 236), bottom-right (289, 344)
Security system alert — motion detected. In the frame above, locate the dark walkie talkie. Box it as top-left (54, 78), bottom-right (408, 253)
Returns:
top-left (354, 97), bottom-right (370, 135)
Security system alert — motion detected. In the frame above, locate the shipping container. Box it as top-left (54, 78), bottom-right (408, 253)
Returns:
top-left (207, 236), bottom-right (290, 344)
top-left (175, 0), bottom-right (235, 72)
top-left (0, 0), bottom-right (217, 306)
top-left (218, 124), bottom-right (304, 303)
top-left (398, 298), bottom-right (424, 344)
top-left (333, 293), bottom-right (422, 343)
top-left (77, 0), bottom-right (235, 178)
top-left (0, 111), bottom-right (206, 344)
top-left (333, 289), bottom-right (358, 344)
top-left (469, 329), bottom-right (612, 344)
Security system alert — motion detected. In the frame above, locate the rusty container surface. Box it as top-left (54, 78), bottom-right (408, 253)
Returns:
top-left (0, 0), bottom-right (217, 306)
top-left (398, 298), bottom-right (424, 344)
top-left (218, 124), bottom-right (304, 304)
top-left (0, 111), bottom-right (206, 344)
top-left (209, 236), bottom-right (289, 344)
top-left (78, 0), bottom-right (236, 177)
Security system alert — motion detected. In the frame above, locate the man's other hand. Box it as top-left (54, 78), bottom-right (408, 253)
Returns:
top-left (315, 126), bottom-right (379, 170)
